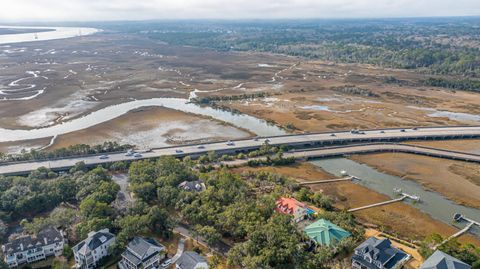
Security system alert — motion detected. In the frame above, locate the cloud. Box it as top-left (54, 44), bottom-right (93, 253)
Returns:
top-left (0, 0), bottom-right (479, 22)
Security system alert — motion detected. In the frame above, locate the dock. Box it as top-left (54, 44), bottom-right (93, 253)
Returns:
top-left (298, 176), bottom-right (354, 185)
top-left (435, 214), bottom-right (480, 249)
top-left (348, 195), bottom-right (407, 212)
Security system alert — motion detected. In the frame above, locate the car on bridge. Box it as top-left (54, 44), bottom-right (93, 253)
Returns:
top-left (99, 155), bottom-right (109, 159)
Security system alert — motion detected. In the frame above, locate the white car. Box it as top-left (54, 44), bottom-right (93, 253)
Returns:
top-left (133, 153), bottom-right (142, 158)
top-left (161, 259), bottom-right (172, 268)
top-left (226, 141), bottom-right (235, 146)
top-left (99, 155), bottom-right (109, 159)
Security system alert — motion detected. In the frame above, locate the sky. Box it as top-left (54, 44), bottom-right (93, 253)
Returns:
top-left (0, 0), bottom-right (479, 22)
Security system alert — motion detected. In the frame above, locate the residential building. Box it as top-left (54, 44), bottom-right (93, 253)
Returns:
top-left (73, 228), bottom-right (115, 269)
top-left (176, 251), bottom-right (209, 269)
top-left (275, 197), bottom-right (308, 222)
top-left (420, 250), bottom-right (471, 269)
top-left (178, 180), bottom-right (206, 192)
top-left (352, 237), bottom-right (410, 269)
top-left (118, 237), bottom-right (166, 269)
top-left (304, 219), bottom-right (351, 247)
top-left (1, 227), bottom-right (64, 268)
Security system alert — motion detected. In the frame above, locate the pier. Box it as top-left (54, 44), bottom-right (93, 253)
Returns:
top-left (298, 176), bottom-right (354, 185)
top-left (348, 195), bottom-right (407, 212)
top-left (435, 214), bottom-right (480, 249)
top-left (347, 190), bottom-right (420, 213)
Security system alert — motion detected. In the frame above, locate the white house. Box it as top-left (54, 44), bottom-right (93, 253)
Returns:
top-left (118, 237), bottom-right (166, 269)
top-left (176, 251), bottom-right (209, 269)
top-left (1, 227), bottom-right (64, 268)
top-left (73, 228), bottom-right (115, 269)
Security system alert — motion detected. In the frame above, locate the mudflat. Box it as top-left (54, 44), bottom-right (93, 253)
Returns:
top-left (48, 106), bottom-right (252, 150)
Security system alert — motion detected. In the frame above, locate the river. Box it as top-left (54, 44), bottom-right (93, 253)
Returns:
top-left (0, 25), bottom-right (99, 45)
top-left (311, 158), bottom-right (480, 236)
top-left (0, 98), bottom-right (286, 142)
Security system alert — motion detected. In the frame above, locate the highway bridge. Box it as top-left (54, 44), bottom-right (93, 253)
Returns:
top-left (1, 126), bottom-right (480, 176)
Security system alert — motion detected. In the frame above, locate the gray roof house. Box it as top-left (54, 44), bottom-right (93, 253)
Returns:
top-left (73, 228), bottom-right (115, 269)
top-left (178, 181), bottom-right (206, 192)
top-left (118, 237), bottom-right (166, 269)
top-left (420, 250), bottom-right (471, 269)
top-left (352, 237), bottom-right (410, 269)
top-left (1, 227), bottom-right (64, 268)
top-left (176, 251), bottom-right (209, 269)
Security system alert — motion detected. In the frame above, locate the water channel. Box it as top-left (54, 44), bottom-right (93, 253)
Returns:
top-left (311, 158), bottom-right (480, 236)
top-left (0, 98), bottom-right (286, 142)
top-left (0, 26), bottom-right (99, 45)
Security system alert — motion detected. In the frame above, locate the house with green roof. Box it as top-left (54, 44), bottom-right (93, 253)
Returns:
top-left (304, 219), bottom-right (351, 247)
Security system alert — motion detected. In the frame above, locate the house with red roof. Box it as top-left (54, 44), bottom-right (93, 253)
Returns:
top-left (275, 197), bottom-right (309, 222)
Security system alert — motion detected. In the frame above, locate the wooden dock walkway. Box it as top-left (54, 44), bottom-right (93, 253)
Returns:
top-left (348, 195), bottom-right (407, 212)
top-left (434, 215), bottom-right (480, 249)
top-left (435, 222), bottom-right (475, 249)
top-left (298, 176), bottom-right (353, 185)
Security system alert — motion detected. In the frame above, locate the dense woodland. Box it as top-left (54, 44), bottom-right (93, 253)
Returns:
top-left (102, 18), bottom-right (480, 77)
top-left (0, 141), bottom-right (132, 164)
top-left (0, 154), bottom-right (479, 268)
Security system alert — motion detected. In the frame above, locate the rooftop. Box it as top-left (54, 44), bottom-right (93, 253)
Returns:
top-left (73, 228), bottom-right (115, 255)
top-left (420, 250), bottom-right (471, 269)
top-left (353, 237), bottom-right (409, 269)
top-left (176, 251), bottom-right (207, 269)
top-left (122, 237), bottom-right (165, 266)
top-left (2, 227), bottom-right (63, 255)
top-left (304, 219), bottom-right (351, 246)
top-left (275, 197), bottom-right (307, 215)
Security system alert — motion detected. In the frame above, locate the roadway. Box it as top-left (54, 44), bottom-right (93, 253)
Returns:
top-left (1, 126), bottom-right (480, 176)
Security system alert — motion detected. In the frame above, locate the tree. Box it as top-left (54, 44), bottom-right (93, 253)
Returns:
top-left (130, 182), bottom-right (156, 202)
top-left (196, 225), bottom-right (221, 247)
top-left (0, 258), bottom-right (9, 269)
top-left (51, 257), bottom-right (68, 269)
top-left (156, 186), bottom-right (179, 207)
top-left (0, 220), bottom-right (6, 241)
top-left (116, 214), bottom-right (150, 248)
top-left (80, 197), bottom-right (113, 219)
top-left (76, 217), bottom-right (113, 240)
top-left (227, 214), bottom-right (307, 268)
top-left (147, 206), bottom-right (175, 238)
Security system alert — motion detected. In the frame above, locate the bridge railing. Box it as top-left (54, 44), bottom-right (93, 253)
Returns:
top-left (1, 125), bottom-right (479, 166)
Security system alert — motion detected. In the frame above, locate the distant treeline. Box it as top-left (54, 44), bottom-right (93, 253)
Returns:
top-left (0, 141), bottom-right (133, 163)
top-left (191, 92), bottom-right (271, 104)
top-left (106, 18), bottom-right (480, 77)
top-left (424, 78), bottom-right (480, 92)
